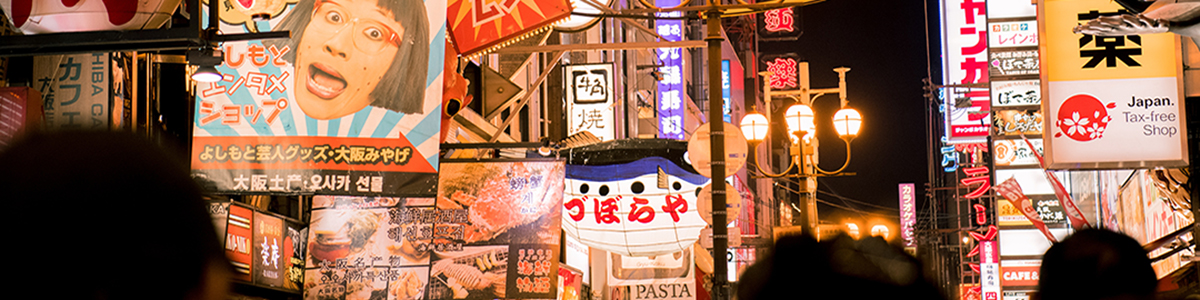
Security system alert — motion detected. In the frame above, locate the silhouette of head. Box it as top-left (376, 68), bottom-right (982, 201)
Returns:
top-left (1036, 228), bottom-right (1156, 300)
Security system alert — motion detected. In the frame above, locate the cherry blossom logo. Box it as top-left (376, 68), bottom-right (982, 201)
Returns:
top-left (1054, 94), bottom-right (1115, 142)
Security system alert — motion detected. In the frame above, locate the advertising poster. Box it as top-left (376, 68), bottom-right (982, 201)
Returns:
top-left (991, 80), bottom-right (1041, 107)
top-left (566, 63), bottom-right (615, 142)
top-left (1040, 0), bottom-right (1189, 168)
top-left (305, 160), bottom-right (564, 300)
top-left (607, 247), bottom-right (697, 300)
top-left (991, 109), bottom-right (1043, 136)
top-left (191, 0), bottom-right (446, 196)
top-left (287, 223), bottom-right (309, 291)
top-left (32, 53), bottom-right (110, 131)
top-left (898, 183), bottom-right (916, 248)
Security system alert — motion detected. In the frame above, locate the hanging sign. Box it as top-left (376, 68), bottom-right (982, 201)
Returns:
top-left (566, 63), bottom-right (616, 141)
top-left (448, 0), bottom-right (573, 57)
top-left (656, 1), bottom-right (686, 140)
top-left (1041, 0), bottom-right (1189, 168)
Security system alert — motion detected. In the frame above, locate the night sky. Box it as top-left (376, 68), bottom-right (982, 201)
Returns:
top-left (758, 0), bottom-right (938, 223)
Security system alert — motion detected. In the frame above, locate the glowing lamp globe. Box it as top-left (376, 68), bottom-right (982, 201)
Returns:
top-left (739, 113), bottom-right (769, 142)
top-left (833, 108), bottom-right (862, 138)
top-left (784, 104), bottom-right (815, 140)
top-left (1, 0), bottom-right (181, 34)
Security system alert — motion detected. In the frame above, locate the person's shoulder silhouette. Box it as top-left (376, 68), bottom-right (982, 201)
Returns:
top-left (1036, 228), bottom-right (1157, 300)
top-left (0, 131), bottom-right (231, 300)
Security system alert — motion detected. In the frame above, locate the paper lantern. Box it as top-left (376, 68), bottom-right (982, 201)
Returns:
top-left (562, 156), bottom-right (710, 257)
top-left (1, 0), bottom-right (180, 34)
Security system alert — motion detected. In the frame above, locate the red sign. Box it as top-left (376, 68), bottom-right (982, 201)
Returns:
top-left (1001, 265), bottom-right (1040, 287)
top-left (226, 204), bottom-right (254, 282)
top-left (762, 8), bottom-right (793, 32)
top-left (447, 0), bottom-right (573, 57)
top-left (765, 57), bottom-right (798, 89)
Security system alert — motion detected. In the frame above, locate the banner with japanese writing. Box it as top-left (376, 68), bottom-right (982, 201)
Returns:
top-left (1040, 0), bottom-right (1189, 169)
top-left (32, 53), bottom-right (110, 131)
top-left (655, 0), bottom-right (686, 140)
top-left (991, 109), bottom-right (1042, 136)
top-left (566, 63), bottom-right (615, 141)
top-left (940, 0), bottom-right (990, 144)
top-left (305, 160), bottom-right (563, 300)
top-left (191, 0), bottom-right (445, 196)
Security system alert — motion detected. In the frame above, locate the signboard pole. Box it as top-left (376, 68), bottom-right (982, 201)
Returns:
top-left (705, 10), bottom-right (730, 300)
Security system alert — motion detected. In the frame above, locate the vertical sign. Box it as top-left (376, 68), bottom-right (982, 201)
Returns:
top-left (898, 183), bottom-right (916, 248)
top-left (980, 240), bottom-right (1001, 300)
top-left (941, 0), bottom-right (990, 143)
top-left (1040, 0), bottom-right (1189, 168)
top-left (721, 60), bottom-right (732, 122)
top-left (566, 63), bottom-right (616, 141)
top-left (227, 204), bottom-right (254, 282)
top-left (656, 0), bottom-right (685, 140)
top-left (253, 211), bottom-right (285, 288)
top-left (33, 53), bottom-right (109, 131)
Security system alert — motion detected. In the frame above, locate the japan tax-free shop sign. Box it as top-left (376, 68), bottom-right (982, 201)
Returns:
top-left (1040, 0), bottom-right (1189, 169)
top-left (190, 0), bottom-right (446, 196)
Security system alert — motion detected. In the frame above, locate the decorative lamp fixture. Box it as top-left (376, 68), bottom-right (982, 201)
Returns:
top-left (832, 107), bottom-right (862, 139)
top-left (783, 104), bottom-right (815, 141)
top-left (739, 113), bottom-right (770, 141)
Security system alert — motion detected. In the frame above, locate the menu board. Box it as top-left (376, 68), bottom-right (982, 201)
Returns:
top-left (304, 160), bottom-right (565, 300)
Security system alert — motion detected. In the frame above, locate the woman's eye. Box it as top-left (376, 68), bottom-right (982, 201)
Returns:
top-left (364, 27), bottom-right (384, 40)
top-left (325, 11), bottom-right (343, 23)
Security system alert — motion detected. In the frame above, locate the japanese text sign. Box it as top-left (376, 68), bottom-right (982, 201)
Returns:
top-left (991, 80), bottom-right (1041, 107)
top-left (988, 20), bottom-right (1038, 48)
top-left (192, 0), bottom-right (447, 196)
top-left (1040, 0), bottom-right (1189, 168)
top-left (757, 7), bottom-right (800, 41)
top-left (566, 63), bottom-right (616, 141)
top-left (656, 0), bottom-right (686, 140)
top-left (941, 0), bottom-right (991, 143)
top-left (563, 156), bottom-right (710, 257)
top-left (32, 53), bottom-right (109, 131)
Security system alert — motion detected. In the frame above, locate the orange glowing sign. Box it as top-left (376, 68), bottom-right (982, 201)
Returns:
top-left (447, 0), bottom-right (573, 57)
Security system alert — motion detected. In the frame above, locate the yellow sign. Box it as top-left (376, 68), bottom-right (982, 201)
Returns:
top-left (1042, 0), bottom-right (1178, 81)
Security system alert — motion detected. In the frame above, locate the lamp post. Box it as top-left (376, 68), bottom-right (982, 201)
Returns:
top-left (630, 1), bottom-right (823, 299)
top-left (740, 65), bottom-right (862, 238)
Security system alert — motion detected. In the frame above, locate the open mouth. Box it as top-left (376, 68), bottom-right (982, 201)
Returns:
top-left (306, 63), bottom-right (347, 99)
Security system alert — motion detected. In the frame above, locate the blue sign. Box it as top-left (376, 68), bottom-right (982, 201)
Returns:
top-left (722, 60), bottom-right (731, 122)
top-left (656, 0), bottom-right (685, 140)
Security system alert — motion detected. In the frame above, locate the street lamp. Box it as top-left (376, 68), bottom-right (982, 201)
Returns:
top-left (739, 65), bottom-right (862, 237)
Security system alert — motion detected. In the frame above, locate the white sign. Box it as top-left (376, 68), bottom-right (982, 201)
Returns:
top-left (607, 247), bottom-right (697, 300)
top-left (33, 53), bottom-right (110, 131)
top-left (992, 80), bottom-right (1041, 107)
top-left (989, 20), bottom-right (1038, 48)
top-left (566, 63), bottom-right (616, 141)
top-left (988, 0), bottom-right (1037, 19)
top-left (981, 241), bottom-right (1001, 299)
top-left (994, 139), bottom-right (1043, 167)
top-left (1041, 0), bottom-right (1189, 169)
top-left (941, 0), bottom-right (991, 144)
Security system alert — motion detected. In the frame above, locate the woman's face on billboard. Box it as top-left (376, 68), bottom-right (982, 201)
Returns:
top-left (294, 0), bottom-right (404, 120)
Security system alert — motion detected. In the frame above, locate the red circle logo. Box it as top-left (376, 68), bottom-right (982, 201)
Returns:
top-left (1055, 94), bottom-right (1113, 142)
